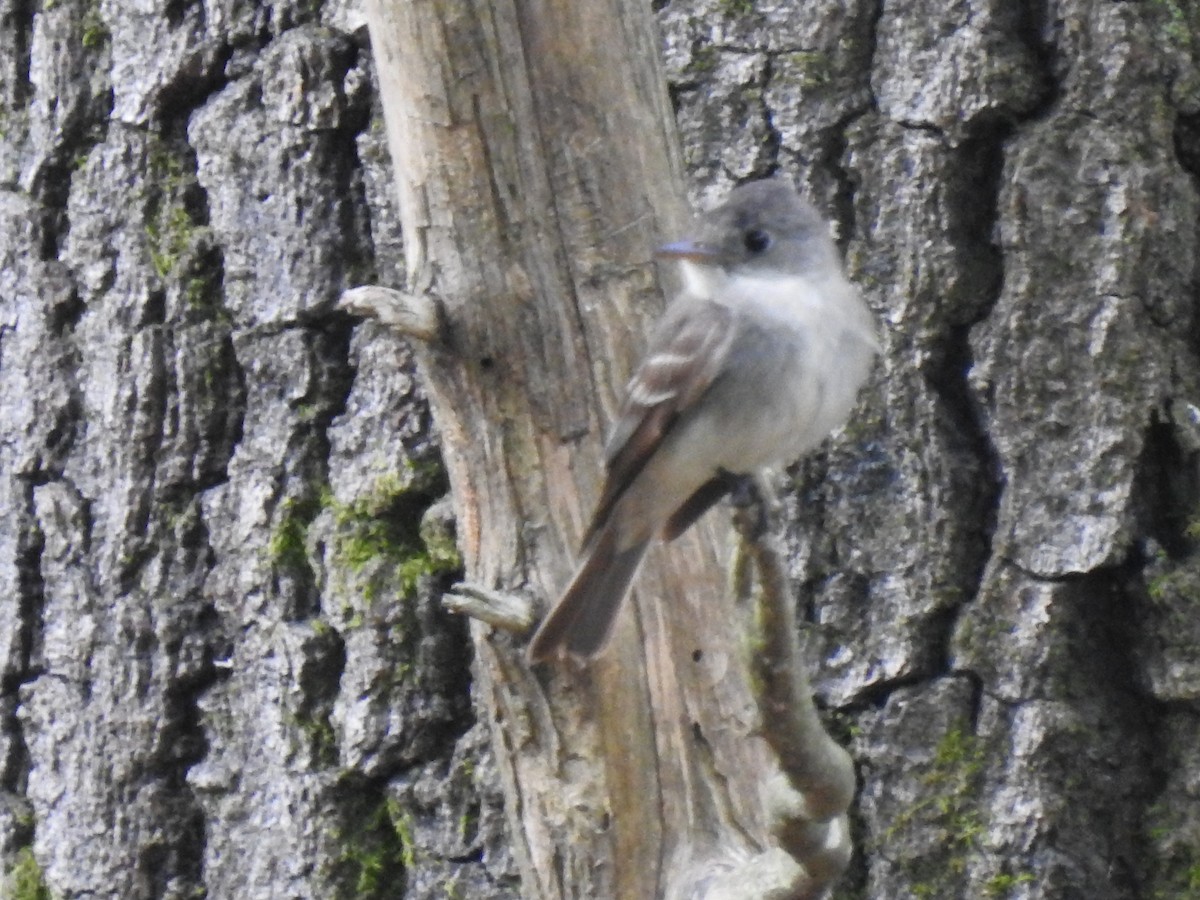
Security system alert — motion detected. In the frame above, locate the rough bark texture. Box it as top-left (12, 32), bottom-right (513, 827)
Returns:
top-left (0, 1), bottom-right (1196, 899)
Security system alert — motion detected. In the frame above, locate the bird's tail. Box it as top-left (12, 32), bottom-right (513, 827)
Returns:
top-left (526, 524), bottom-right (650, 663)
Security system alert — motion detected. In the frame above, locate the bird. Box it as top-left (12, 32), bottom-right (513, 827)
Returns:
top-left (526, 178), bottom-right (879, 663)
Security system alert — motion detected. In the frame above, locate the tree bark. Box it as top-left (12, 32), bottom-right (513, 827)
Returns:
top-left (2, 0), bottom-right (1199, 898)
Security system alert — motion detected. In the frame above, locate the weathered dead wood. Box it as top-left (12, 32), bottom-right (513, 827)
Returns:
top-left (728, 478), bottom-right (856, 897)
top-left (359, 1), bottom-right (857, 896)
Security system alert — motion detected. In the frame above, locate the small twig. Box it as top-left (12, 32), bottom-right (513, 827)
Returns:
top-left (443, 582), bottom-right (535, 633)
top-left (338, 285), bottom-right (444, 343)
top-left (725, 473), bottom-right (856, 898)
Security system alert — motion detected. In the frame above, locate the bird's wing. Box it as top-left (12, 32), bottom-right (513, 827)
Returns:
top-left (581, 298), bottom-right (736, 547)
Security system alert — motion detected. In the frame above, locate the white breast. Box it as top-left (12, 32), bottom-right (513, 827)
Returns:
top-left (711, 268), bottom-right (876, 465)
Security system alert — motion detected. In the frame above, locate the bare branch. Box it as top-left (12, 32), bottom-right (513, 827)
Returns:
top-left (338, 285), bottom-right (443, 343)
top-left (724, 473), bottom-right (857, 896)
top-left (444, 582), bottom-right (536, 633)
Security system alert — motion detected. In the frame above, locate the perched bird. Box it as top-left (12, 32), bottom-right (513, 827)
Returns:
top-left (527, 179), bottom-right (878, 663)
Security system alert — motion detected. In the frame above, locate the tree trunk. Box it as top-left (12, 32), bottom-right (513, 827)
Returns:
top-left (1, 0), bottom-right (1198, 898)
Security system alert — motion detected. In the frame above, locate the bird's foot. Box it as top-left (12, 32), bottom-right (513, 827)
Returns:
top-left (729, 471), bottom-right (781, 539)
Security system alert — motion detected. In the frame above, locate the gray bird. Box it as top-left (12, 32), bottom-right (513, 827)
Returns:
top-left (527, 179), bottom-right (879, 663)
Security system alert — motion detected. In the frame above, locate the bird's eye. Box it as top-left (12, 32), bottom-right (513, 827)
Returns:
top-left (743, 228), bottom-right (772, 254)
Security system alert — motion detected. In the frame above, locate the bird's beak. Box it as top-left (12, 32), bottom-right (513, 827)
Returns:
top-left (654, 240), bottom-right (724, 264)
